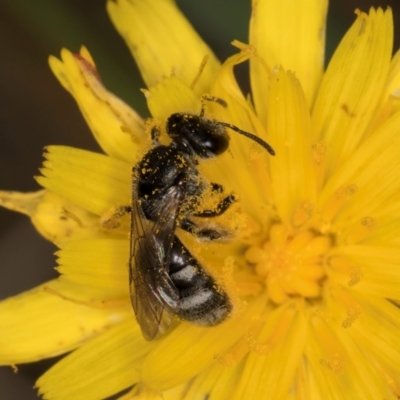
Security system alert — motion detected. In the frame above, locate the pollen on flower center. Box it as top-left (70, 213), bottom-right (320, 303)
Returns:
top-left (244, 224), bottom-right (331, 304)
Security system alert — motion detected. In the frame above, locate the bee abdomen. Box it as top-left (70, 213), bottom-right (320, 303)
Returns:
top-left (169, 237), bottom-right (232, 326)
top-left (178, 287), bottom-right (232, 326)
top-left (170, 264), bottom-right (208, 289)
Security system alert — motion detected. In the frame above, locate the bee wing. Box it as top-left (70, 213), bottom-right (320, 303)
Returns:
top-left (130, 183), bottom-right (183, 340)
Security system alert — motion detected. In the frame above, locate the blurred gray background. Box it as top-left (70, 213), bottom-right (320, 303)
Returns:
top-left (0, 1), bottom-right (399, 399)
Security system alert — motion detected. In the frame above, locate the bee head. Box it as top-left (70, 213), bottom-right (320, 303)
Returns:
top-left (166, 113), bottom-right (230, 158)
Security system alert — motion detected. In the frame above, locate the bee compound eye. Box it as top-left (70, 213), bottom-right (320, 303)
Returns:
top-left (203, 132), bottom-right (229, 156)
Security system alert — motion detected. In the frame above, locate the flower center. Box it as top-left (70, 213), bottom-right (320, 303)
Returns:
top-left (244, 223), bottom-right (331, 304)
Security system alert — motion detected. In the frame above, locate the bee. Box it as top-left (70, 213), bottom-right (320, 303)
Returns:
top-left (130, 95), bottom-right (275, 340)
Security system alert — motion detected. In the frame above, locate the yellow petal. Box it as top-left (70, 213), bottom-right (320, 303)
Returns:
top-left (361, 219), bottom-right (400, 246)
top-left (232, 303), bottom-right (307, 399)
top-left (36, 146), bottom-right (132, 216)
top-left (290, 357), bottom-right (323, 400)
top-left (341, 293), bottom-right (400, 397)
top-left (120, 387), bottom-right (165, 400)
top-left (328, 245), bottom-right (400, 299)
top-left (383, 48), bottom-right (400, 97)
top-left (145, 76), bottom-right (200, 121)
top-left (0, 284), bottom-right (130, 364)
top-left (107, 0), bottom-right (220, 95)
top-left (211, 44), bottom-right (259, 136)
top-left (42, 280), bottom-right (129, 310)
top-left (141, 294), bottom-right (267, 390)
top-left (49, 47), bottom-right (145, 164)
top-left (306, 305), bottom-right (393, 399)
top-left (0, 190), bottom-right (101, 245)
top-left (365, 48), bottom-right (400, 133)
top-left (37, 319), bottom-right (154, 400)
top-left (250, 0), bottom-right (328, 124)
top-left (319, 110), bottom-right (400, 229)
top-left (312, 8), bottom-right (393, 179)
top-left (56, 239), bottom-right (129, 296)
top-left (166, 361), bottom-right (242, 400)
top-left (46, 238), bottom-right (130, 306)
top-left (267, 68), bottom-right (317, 225)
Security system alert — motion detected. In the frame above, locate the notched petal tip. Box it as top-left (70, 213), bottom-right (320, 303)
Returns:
top-left (74, 52), bottom-right (146, 146)
top-left (55, 238), bottom-right (130, 300)
top-left (49, 47), bottom-right (146, 164)
top-left (78, 45), bottom-right (95, 64)
top-left (37, 146), bottom-right (132, 218)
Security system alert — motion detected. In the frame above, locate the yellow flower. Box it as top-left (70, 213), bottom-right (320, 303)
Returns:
top-left (1, 0), bottom-right (400, 399)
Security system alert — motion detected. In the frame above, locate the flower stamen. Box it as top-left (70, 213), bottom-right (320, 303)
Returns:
top-left (245, 224), bottom-right (331, 304)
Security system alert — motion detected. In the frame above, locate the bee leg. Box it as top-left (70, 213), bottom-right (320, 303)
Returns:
top-left (193, 194), bottom-right (236, 218)
top-left (100, 205), bottom-right (131, 229)
top-left (179, 218), bottom-right (223, 240)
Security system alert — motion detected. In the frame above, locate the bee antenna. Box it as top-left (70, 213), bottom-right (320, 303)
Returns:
top-left (218, 121), bottom-right (275, 156)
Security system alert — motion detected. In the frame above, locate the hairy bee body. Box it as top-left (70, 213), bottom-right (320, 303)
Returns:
top-left (129, 96), bottom-right (274, 340)
top-left (168, 237), bottom-right (231, 325)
